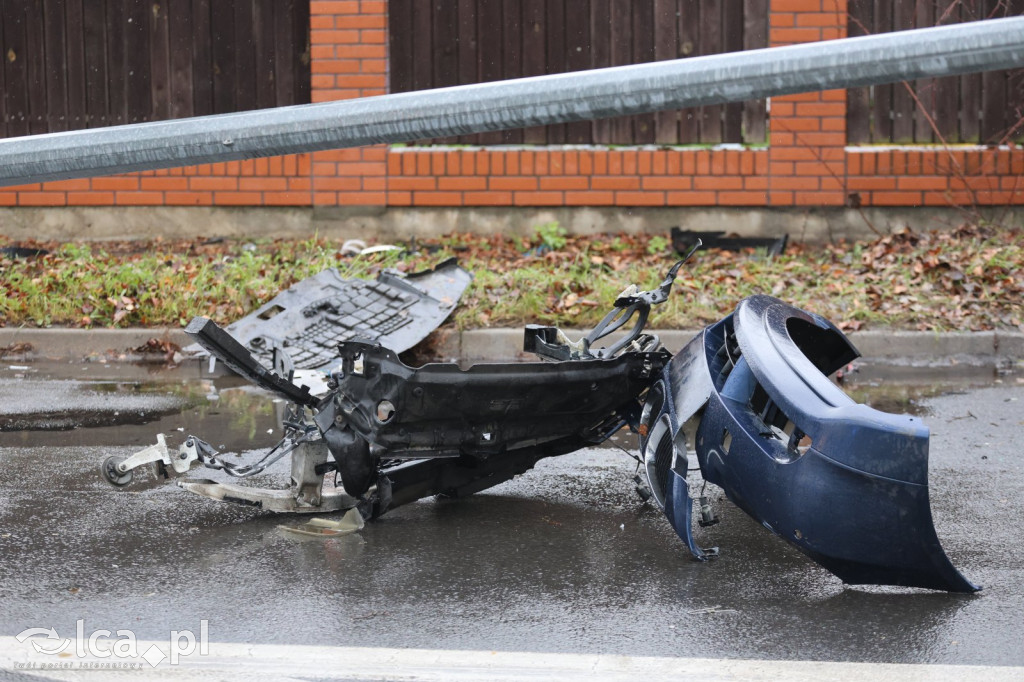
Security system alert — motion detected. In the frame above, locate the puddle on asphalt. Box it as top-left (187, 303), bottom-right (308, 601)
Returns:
top-left (836, 362), bottom-right (1020, 416)
top-left (1, 358), bottom-right (1019, 454)
top-left (0, 360), bottom-right (286, 452)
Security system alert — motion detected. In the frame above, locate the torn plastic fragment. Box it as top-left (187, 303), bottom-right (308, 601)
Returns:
top-left (278, 509), bottom-right (365, 537)
top-left (186, 258), bottom-right (472, 369)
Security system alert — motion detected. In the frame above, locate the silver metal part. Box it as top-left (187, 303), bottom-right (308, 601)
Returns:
top-left (290, 441), bottom-right (330, 508)
top-left (108, 432), bottom-right (359, 514)
top-left (177, 479), bottom-right (357, 514)
top-left (1, 18), bottom-right (1022, 185)
top-left (117, 434), bottom-right (200, 476)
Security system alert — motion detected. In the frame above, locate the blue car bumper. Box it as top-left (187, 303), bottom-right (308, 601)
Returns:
top-left (643, 295), bottom-right (977, 593)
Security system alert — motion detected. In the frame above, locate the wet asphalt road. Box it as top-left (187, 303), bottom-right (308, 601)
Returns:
top-left (0, 360), bottom-right (1022, 667)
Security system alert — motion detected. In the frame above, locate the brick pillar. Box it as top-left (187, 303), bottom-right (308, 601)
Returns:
top-left (768, 0), bottom-right (848, 207)
top-left (309, 1), bottom-right (388, 206)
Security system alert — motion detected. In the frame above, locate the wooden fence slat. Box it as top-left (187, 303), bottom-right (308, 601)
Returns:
top-left (451, 0), bottom-right (476, 143)
top-left (722, 0), bottom-right (744, 145)
top-left (410, 2), bottom-right (433, 92)
top-left (1009, 69), bottom-right (1024, 144)
top-left (23, 0), bottom-right (46, 134)
top-left (958, 1), bottom-right (982, 143)
top-left (409, 1), bottom-right (435, 142)
top-left (932, 2), bottom-right (960, 142)
top-left (699, 0), bottom-right (722, 144)
top-left (520, 0), bottom-right (546, 143)
top-left (845, 0), bottom-right (871, 144)
top-left (253, 0), bottom-right (275, 111)
top-left (631, 0), bottom-right (657, 145)
top-left (82, 0), bottom-right (107, 128)
top-left (431, 0), bottom-right (459, 144)
top-left (233, 0), bottom-right (256, 112)
top-left (151, 0), bottom-right (171, 122)
top-left (269, 0), bottom-right (292, 109)
top-left (64, 0), bottom-right (87, 130)
top-left (388, 0), bottom-right (412, 94)
top-left (677, 0), bottom-right (700, 143)
top-left (590, 0), bottom-right (611, 144)
top-left (457, 0), bottom-right (477, 84)
top-left (291, 0), bottom-right (309, 105)
top-left (0, 7), bottom-right (6, 138)
top-left (870, 0), bottom-right (892, 143)
top-left (521, 0), bottom-right (545, 81)
top-left (210, 0), bottom-right (235, 114)
top-left (981, 66), bottom-right (1008, 144)
top-left (42, 0), bottom-right (68, 132)
top-left (167, 0), bottom-right (194, 119)
top-left (894, 6), bottom-right (917, 141)
top-left (741, 0), bottom-right (767, 145)
top-left (2, 1), bottom-right (29, 137)
top-left (475, 0), bottom-right (504, 144)
top-left (0, 6), bottom-right (7, 138)
top-left (433, 0), bottom-right (459, 88)
top-left (564, 0), bottom-right (592, 144)
top-left (106, 1), bottom-right (127, 125)
top-left (653, 0), bottom-right (679, 145)
top-left (992, 0), bottom-right (1024, 144)
top-left (126, 0), bottom-right (152, 124)
top-left (609, 0), bottom-right (633, 144)
top-left (1007, 6), bottom-right (1024, 144)
top-left (191, 0), bottom-right (213, 116)
top-left (980, 0), bottom-right (1008, 143)
top-left (500, 0), bottom-right (523, 144)
top-left (911, 0), bottom-right (935, 143)
top-left (544, 0), bottom-right (567, 144)
top-left (1009, 0), bottom-right (1024, 143)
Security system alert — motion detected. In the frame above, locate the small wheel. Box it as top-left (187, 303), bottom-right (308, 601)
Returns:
top-left (102, 455), bottom-right (134, 487)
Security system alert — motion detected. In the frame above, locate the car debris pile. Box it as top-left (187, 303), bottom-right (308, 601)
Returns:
top-left (102, 249), bottom-right (978, 593)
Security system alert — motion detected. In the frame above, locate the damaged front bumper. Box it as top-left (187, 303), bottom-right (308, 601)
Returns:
top-left (641, 294), bottom-right (978, 592)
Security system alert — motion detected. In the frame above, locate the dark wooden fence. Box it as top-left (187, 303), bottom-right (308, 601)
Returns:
top-left (848, 0), bottom-right (1024, 145)
top-left (0, 0), bottom-right (310, 139)
top-left (390, 0), bottom-right (769, 146)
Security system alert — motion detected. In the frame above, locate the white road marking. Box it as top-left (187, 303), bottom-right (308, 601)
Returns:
top-left (1, 638), bottom-right (1022, 682)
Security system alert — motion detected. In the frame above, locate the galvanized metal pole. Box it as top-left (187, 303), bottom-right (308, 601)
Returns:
top-left (1, 17), bottom-right (1022, 187)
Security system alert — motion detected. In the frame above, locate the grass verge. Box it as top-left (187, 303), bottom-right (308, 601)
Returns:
top-left (1, 223), bottom-right (1021, 333)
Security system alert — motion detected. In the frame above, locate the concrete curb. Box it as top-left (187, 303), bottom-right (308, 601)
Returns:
top-left (0, 327), bottom-right (192, 364)
top-left (2, 326), bottom-right (1022, 366)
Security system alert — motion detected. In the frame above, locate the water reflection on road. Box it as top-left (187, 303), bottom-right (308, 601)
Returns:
top-left (0, 359), bottom-right (1020, 665)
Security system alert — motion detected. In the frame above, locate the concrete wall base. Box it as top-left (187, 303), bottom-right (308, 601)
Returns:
top-left (2, 205), bottom-right (1022, 243)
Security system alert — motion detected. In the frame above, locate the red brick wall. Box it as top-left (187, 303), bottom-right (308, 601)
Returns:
top-left (0, 0), bottom-right (1020, 211)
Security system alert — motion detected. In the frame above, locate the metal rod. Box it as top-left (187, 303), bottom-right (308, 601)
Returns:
top-left (1, 17), bottom-right (1022, 187)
